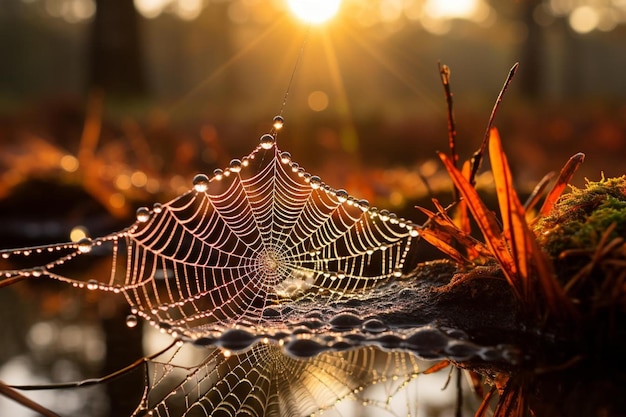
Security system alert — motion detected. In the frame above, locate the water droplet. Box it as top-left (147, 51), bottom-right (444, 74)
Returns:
top-left (192, 174), bottom-right (209, 192)
top-left (262, 307), bottom-right (280, 318)
top-left (86, 279), bottom-right (99, 290)
top-left (136, 207), bottom-right (150, 223)
top-left (375, 334), bottom-right (402, 350)
top-left (125, 314), bottom-right (138, 328)
top-left (445, 341), bottom-right (477, 361)
top-left (31, 267), bottom-right (45, 278)
top-left (213, 168), bottom-right (223, 180)
top-left (290, 162), bottom-right (299, 172)
top-left (366, 248), bottom-right (374, 255)
top-left (242, 157), bottom-right (249, 167)
top-left (389, 213), bottom-right (398, 224)
top-left (330, 313), bottom-right (362, 331)
top-left (335, 189), bottom-right (348, 203)
top-left (378, 209), bottom-right (390, 221)
top-left (218, 329), bottom-right (257, 351)
top-left (77, 237), bottom-right (93, 253)
top-left (409, 225), bottom-right (419, 237)
top-left (285, 339), bottom-right (326, 358)
top-left (309, 176), bottom-right (321, 189)
top-left (229, 159), bottom-right (242, 172)
top-left (1, 252), bottom-right (8, 259)
top-left (273, 115), bottom-right (284, 130)
top-left (193, 336), bottom-right (216, 346)
top-left (479, 347), bottom-right (502, 361)
top-left (358, 199), bottom-right (370, 211)
top-left (405, 328), bottom-right (449, 350)
top-left (393, 268), bottom-right (402, 278)
top-left (152, 203), bottom-right (163, 214)
top-left (362, 318), bottom-right (388, 333)
top-left (280, 152), bottom-right (291, 164)
top-left (260, 134), bottom-right (275, 149)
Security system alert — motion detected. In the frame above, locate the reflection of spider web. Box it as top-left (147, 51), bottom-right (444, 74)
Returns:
top-left (1, 131), bottom-right (419, 341)
top-left (135, 343), bottom-right (420, 417)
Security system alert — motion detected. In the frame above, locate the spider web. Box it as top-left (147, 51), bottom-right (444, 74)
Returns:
top-left (0, 128), bottom-right (418, 342)
top-left (134, 343), bottom-right (421, 417)
top-left (0, 122), bottom-right (516, 416)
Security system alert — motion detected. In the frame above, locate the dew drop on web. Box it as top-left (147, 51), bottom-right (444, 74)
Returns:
top-left (192, 173), bottom-right (209, 192)
top-left (136, 207), bottom-right (151, 223)
top-left (152, 203), bottom-right (163, 214)
top-left (259, 134), bottom-right (275, 150)
top-left (280, 151), bottom-right (292, 164)
top-left (229, 159), bottom-right (242, 173)
top-left (272, 115), bottom-right (284, 130)
top-left (335, 189), bottom-right (348, 203)
top-left (77, 237), bottom-right (93, 254)
top-left (86, 279), bottom-right (99, 290)
top-left (125, 314), bottom-right (138, 328)
top-left (309, 176), bottom-right (321, 189)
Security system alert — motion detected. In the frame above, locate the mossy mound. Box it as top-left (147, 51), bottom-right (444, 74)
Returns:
top-left (535, 175), bottom-right (626, 258)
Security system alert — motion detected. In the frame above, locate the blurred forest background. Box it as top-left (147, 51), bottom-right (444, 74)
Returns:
top-left (1, 0), bottom-right (626, 224)
top-left (0, 1), bottom-right (626, 416)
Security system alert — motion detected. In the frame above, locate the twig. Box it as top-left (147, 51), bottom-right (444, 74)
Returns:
top-left (12, 340), bottom-right (178, 391)
top-left (469, 63), bottom-right (519, 185)
top-left (0, 380), bottom-right (61, 417)
top-left (439, 63), bottom-right (458, 169)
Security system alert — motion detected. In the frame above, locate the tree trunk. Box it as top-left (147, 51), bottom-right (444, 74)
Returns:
top-left (89, 0), bottom-right (147, 97)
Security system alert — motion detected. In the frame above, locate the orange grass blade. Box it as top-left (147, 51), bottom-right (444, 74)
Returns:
top-left (528, 235), bottom-right (575, 320)
top-left (439, 152), bottom-right (521, 301)
top-left (493, 378), bottom-right (526, 417)
top-left (417, 205), bottom-right (492, 261)
top-left (524, 171), bottom-right (555, 212)
top-left (419, 228), bottom-right (468, 264)
top-left (488, 129), bottom-right (573, 317)
top-left (488, 128), bottom-right (530, 296)
top-left (475, 386), bottom-right (497, 417)
top-left (458, 161), bottom-right (473, 234)
top-left (423, 360), bottom-right (451, 375)
top-left (539, 152), bottom-right (585, 217)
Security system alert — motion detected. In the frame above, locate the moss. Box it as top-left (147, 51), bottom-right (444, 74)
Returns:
top-left (535, 175), bottom-right (626, 258)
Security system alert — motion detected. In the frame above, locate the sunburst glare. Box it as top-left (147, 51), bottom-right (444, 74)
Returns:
top-left (286, 0), bottom-right (342, 25)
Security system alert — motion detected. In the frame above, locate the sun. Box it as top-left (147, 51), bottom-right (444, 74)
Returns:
top-left (286, 0), bottom-right (341, 25)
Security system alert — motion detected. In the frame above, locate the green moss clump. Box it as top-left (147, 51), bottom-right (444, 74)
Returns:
top-left (535, 175), bottom-right (626, 258)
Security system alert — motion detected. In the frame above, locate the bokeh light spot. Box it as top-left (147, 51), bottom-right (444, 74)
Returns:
top-left (569, 6), bottom-right (599, 33)
top-left (308, 91), bottom-right (329, 112)
top-left (70, 226), bottom-right (89, 242)
top-left (60, 155), bottom-right (79, 172)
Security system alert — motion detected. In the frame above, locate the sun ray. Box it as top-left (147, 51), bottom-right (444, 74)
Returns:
top-left (321, 30), bottom-right (360, 155)
top-left (340, 24), bottom-right (440, 110)
top-left (168, 17), bottom-right (286, 116)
